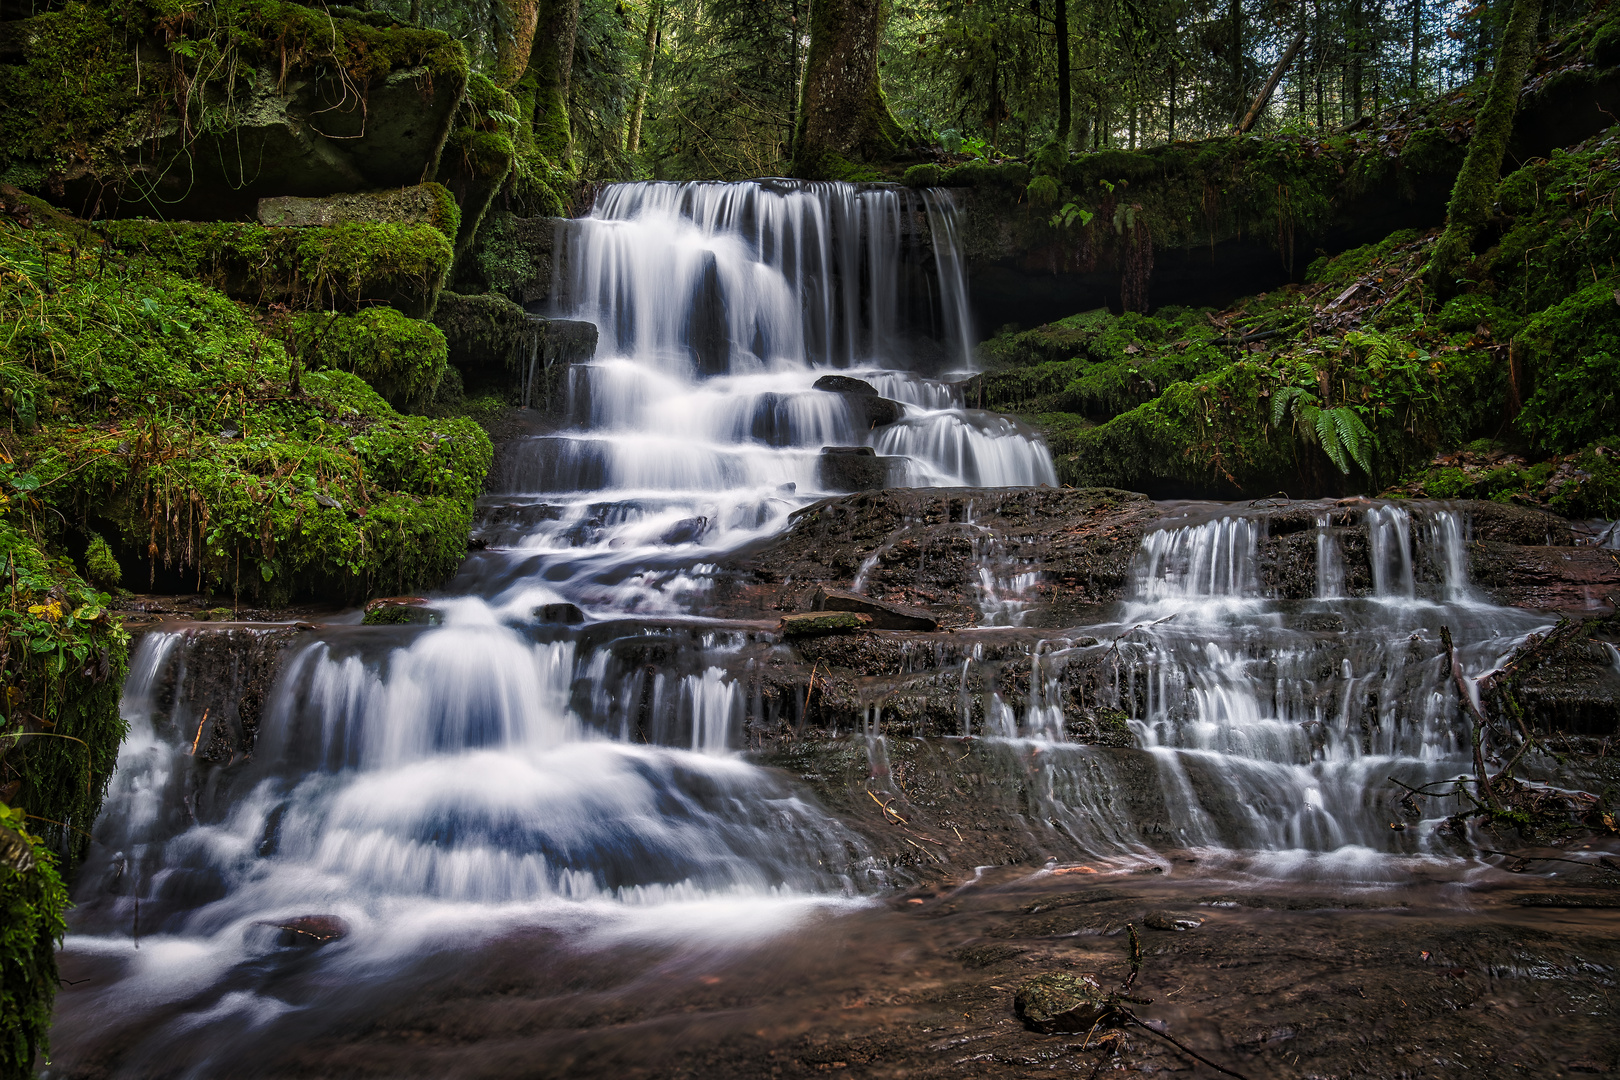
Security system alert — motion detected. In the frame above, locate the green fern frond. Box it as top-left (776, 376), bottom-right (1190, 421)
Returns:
top-left (1271, 385), bottom-right (1313, 428)
top-left (1331, 407), bottom-right (1374, 475)
top-left (1315, 408), bottom-right (1350, 472)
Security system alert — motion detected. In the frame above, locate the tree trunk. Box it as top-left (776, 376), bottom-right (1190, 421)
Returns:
top-left (1237, 26), bottom-right (1308, 134)
top-left (494, 0), bottom-right (543, 88)
top-left (524, 0), bottom-right (581, 164)
top-left (1410, 0), bottom-right (1422, 93)
top-left (1426, 0), bottom-right (1543, 295)
top-left (1351, 0), bottom-right (1364, 118)
top-left (1167, 54), bottom-right (1177, 141)
top-left (626, 0), bottom-right (663, 154)
top-left (1229, 0), bottom-right (1245, 124)
top-left (791, 0), bottom-right (903, 175)
top-left (1056, 0), bottom-right (1071, 145)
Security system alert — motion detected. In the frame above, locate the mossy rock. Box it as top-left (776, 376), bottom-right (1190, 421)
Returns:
top-left (903, 164), bottom-right (945, 187)
top-left (1518, 276), bottom-right (1620, 453)
top-left (99, 220), bottom-right (453, 318)
top-left (82, 531), bottom-right (120, 590)
top-left (281, 308), bottom-right (449, 410)
top-left (780, 611), bottom-right (872, 636)
top-left (257, 185), bottom-right (460, 242)
top-left (362, 596), bottom-right (439, 625)
top-left (0, 1), bottom-right (468, 219)
top-left (1012, 973), bottom-right (1110, 1033)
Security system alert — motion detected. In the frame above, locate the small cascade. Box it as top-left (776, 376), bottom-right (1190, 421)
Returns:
top-left (1367, 503), bottom-right (1417, 599)
top-left (1130, 515), bottom-right (1263, 607)
top-left (948, 501), bottom-right (1554, 870)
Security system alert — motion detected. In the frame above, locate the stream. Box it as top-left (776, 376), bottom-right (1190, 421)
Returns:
top-left (48, 181), bottom-right (1620, 1079)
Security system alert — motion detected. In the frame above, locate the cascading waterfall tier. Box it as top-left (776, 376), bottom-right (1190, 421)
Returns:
top-left (461, 180), bottom-right (1055, 614)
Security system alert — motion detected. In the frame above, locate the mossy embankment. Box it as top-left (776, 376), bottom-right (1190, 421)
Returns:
top-left (971, 123), bottom-right (1620, 511)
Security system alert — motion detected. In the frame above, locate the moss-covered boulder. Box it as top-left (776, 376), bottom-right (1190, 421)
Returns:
top-left (1, 202), bottom-right (491, 607)
top-left (257, 185), bottom-right (460, 239)
top-left (98, 220), bottom-right (453, 318)
top-left (280, 308), bottom-right (449, 410)
top-left (0, 1), bottom-right (467, 219)
top-left (456, 210), bottom-right (559, 304)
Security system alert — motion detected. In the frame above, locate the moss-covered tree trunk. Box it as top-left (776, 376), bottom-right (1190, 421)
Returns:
top-left (790, 0), bottom-right (904, 177)
top-left (525, 0), bottom-right (580, 165)
top-left (493, 0), bottom-right (543, 87)
top-left (1425, 0), bottom-right (1543, 296)
top-left (626, 0), bottom-right (663, 154)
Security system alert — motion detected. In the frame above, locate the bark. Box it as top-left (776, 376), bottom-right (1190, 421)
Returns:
top-left (1056, 0), bottom-right (1071, 145)
top-left (626, 0), bottom-right (663, 154)
top-left (494, 0), bottom-right (543, 88)
top-left (525, 0), bottom-right (581, 165)
top-left (1237, 26), bottom-right (1308, 134)
top-left (1426, 0), bottom-right (1543, 296)
top-left (1351, 0), bottom-right (1364, 118)
top-left (791, 0), bottom-right (904, 175)
top-left (1410, 0), bottom-right (1422, 93)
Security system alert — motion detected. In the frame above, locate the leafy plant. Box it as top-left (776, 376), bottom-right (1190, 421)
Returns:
top-left (1050, 201), bottom-right (1095, 229)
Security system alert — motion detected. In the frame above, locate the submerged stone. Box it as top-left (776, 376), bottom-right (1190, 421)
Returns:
top-left (534, 602), bottom-right (586, 624)
top-left (813, 587), bottom-right (938, 631)
top-left (1144, 910), bottom-right (1206, 931)
top-left (264, 915), bottom-right (350, 948)
top-left (362, 597), bottom-right (438, 626)
top-left (780, 611), bottom-right (872, 636)
top-left (817, 446), bottom-right (901, 492)
top-left (1013, 972), bottom-right (1111, 1033)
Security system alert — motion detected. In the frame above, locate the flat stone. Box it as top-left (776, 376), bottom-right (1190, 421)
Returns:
top-left (814, 587), bottom-right (938, 631)
top-left (362, 596), bottom-right (438, 626)
top-left (1013, 972), bottom-right (1111, 1033)
top-left (660, 516), bottom-right (710, 545)
top-left (780, 611), bottom-right (872, 637)
top-left (1144, 909), bottom-right (1205, 931)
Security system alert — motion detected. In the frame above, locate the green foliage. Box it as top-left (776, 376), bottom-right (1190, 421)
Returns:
top-left (903, 164), bottom-right (946, 187)
top-left (1, 211), bottom-right (492, 608)
top-left (0, 515), bottom-right (128, 862)
top-left (281, 309), bottom-right (450, 410)
top-left (1270, 385), bottom-right (1374, 475)
top-left (0, 803), bottom-right (68, 1080)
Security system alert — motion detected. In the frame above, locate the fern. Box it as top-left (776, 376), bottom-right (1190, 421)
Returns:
top-left (1270, 384), bottom-right (1375, 477)
top-left (1271, 385), bottom-right (1312, 428)
top-left (1329, 407), bottom-right (1374, 474)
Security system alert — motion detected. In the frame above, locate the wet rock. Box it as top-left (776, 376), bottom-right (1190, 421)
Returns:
top-left (817, 446), bottom-right (895, 492)
top-left (813, 375), bottom-right (879, 395)
top-left (1144, 910), bottom-right (1205, 931)
top-left (1013, 972), bottom-right (1111, 1033)
top-left (813, 587), bottom-right (938, 631)
top-left (954, 942), bottom-right (1026, 968)
top-left (362, 597), bottom-right (439, 626)
top-left (534, 602), bottom-right (585, 624)
top-left (1469, 543), bottom-right (1620, 611)
top-left (0, 823), bottom-right (36, 873)
top-left (660, 516), bottom-right (710, 545)
top-left (780, 611), bottom-right (872, 636)
top-left (201, 607), bottom-right (235, 622)
top-left (263, 914), bottom-right (350, 947)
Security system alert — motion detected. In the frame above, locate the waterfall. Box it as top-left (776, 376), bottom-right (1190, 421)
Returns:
top-left (463, 180), bottom-right (1055, 613)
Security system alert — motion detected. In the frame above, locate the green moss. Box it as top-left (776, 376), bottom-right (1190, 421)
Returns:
top-left (902, 163), bottom-right (945, 187)
top-left (1437, 293), bottom-right (1511, 334)
top-left (2, 213), bottom-right (491, 607)
top-left (256, 185), bottom-right (461, 244)
top-left (1025, 174), bottom-right (1062, 209)
top-left (1518, 276), bottom-right (1620, 453)
top-left (82, 532), bottom-right (120, 590)
top-left (0, 804), bottom-right (68, 1080)
top-left (99, 220), bottom-right (453, 318)
top-left (281, 308), bottom-right (449, 410)
top-left (433, 289), bottom-right (531, 388)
